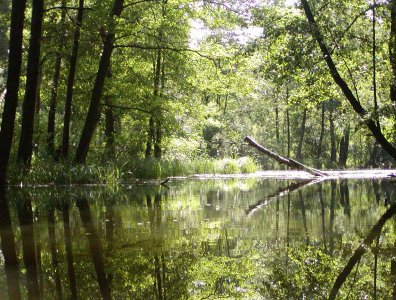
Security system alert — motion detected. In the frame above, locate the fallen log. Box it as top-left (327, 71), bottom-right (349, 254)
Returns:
top-left (244, 136), bottom-right (327, 176)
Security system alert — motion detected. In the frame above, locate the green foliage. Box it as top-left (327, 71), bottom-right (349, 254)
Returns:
top-left (7, 156), bottom-right (260, 184)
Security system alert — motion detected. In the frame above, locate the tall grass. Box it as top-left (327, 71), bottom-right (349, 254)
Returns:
top-left (7, 156), bottom-right (260, 185)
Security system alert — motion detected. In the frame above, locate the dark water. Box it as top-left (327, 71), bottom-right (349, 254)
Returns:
top-left (0, 178), bottom-right (395, 299)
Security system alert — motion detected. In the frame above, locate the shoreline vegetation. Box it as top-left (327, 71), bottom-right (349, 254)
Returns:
top-left (7, 156), bottom-right (260, 186)
top-left (7, 155), bottom-right (396, 187)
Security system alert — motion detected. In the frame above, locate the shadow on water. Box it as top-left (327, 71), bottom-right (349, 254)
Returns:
top-left (0, 178), bottom-right (395, 299)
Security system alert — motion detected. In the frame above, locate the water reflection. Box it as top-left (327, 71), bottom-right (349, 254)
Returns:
top-left (0, 187), bottom-right (21, 300)
top-left (17, 193), bottom-right (40, 300)
top-left (0, 178), bottom-right (394, 299)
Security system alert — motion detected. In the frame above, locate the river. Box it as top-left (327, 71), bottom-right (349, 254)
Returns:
top-left (0, 177), bottom-right (395, 299)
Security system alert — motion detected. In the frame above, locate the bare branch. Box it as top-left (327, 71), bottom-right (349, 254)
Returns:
top-left (123, 0), bottom-right (158, 9)
top-left (44, 6), bottom-right (92, 13)
top-left (336, 2), bottom-right (389, 44)
top-left (202, 0), bottom-right (240, 15)
top-left (102, 103), bottom-right (150, 113)
top-left (114, 43), bottom-right (217, 61)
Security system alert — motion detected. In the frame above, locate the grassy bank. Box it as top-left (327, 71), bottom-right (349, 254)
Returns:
top-left (8, 156), bottom-right (260, 186)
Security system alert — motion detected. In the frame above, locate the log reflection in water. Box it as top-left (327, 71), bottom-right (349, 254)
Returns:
top-left (17, 195), bottom-right (41, 300)
top-left (246, 180), bottom-right (315, 217)
top-left (0, 188), bottom-right (21, 300)
top-left (77, 198), bottom-right (112, 300)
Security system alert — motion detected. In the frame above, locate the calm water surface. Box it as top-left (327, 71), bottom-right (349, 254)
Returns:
top-left (0, 178), bottom-right (395, 299)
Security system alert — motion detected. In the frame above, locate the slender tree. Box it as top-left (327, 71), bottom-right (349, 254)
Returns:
top-left (17, 0), bottom-right (44, 168)
top-left (47, 0), bottom-right (67, 156)
top-left (61, 0), bottom-right (85, 158)
top-left (0, 0), bottom-right (28, 184)
top-left (296, 108), bottom-right (307, 161)
top-left (74, 0), bottom-right (125, 163)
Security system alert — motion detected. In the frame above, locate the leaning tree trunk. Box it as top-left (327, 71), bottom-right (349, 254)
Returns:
top-left (62, 0), bottom-right (84, 158)
top-left (17, 0), bottom-right (44, 168)
top-left (74, 0), bottom-right (124, 164)
top-left (0, 0), bottom-right (28, 184)
top-left (301, 0), bottom-right (396, 160)
top-left (244, 136), bottom-right (326, 176)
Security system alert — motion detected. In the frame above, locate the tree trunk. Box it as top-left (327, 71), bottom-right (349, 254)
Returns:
top-left (145, 115), bottom-right (155, 158)
top-left (74, 0), bottom-right (125, 164)
top-left (244, 136), bottom-right (326, 176)
top-left (275, 103), bottom-right (280, 144)
top-left (153, 49), bottom-right (162, 158)
top-left (389, 0), bottom-right (396, 104)
top-left (373, 2), bottom-right (379, 128)
top-left (61, 0), bottom-right (84, 158)
top-left (329, 110), bottom-right (337, 164)
top-left (47, 53), bottom-right (62, 156)
top-left (104, 97), bottom-right (115, 157)
top-left (154, 119), bottom-right (162, 158)
top-left (47, 1), bottom-right (66, 156)
top-left (33, 64), bottom-right (42, 155)
top-left (296, 108), bottom-right (307, 161)
top-left (16, 0), bottom-right (44, 168)
top-left (301, 0), bottom-right (396, 160)
top-left (339, 126), bottom-right (350, 168)
top-left (286, 88), bottom-right (291, 157)
top-left (0, 0), bottom-right (28, 184)
top-left (316, 102), bottom-right (325, 162)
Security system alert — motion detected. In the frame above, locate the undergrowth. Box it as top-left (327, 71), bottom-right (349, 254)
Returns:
top-left (7, 156), bottom-right (260, 186)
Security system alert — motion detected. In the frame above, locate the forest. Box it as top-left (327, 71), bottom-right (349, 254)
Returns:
top-left (0, 0), bottom-right (395, 185)
top-left (1, 1), bottom-right (396, 299)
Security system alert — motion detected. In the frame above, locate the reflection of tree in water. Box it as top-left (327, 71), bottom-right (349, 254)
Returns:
top-left (0, 188), bottom-right (21, 300)
top-left (77, 197), bottom-right (112, 300)
top-left (339, 179), bottom-right (350, 217)
top-left (0, 179), bottom-right (394, 299)
top-left (17, 194), bottom-right (40, 300)
top-left (47, 205), bottom-right (62, 299)
top-left (60, 200), bottom-right (78, 299)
